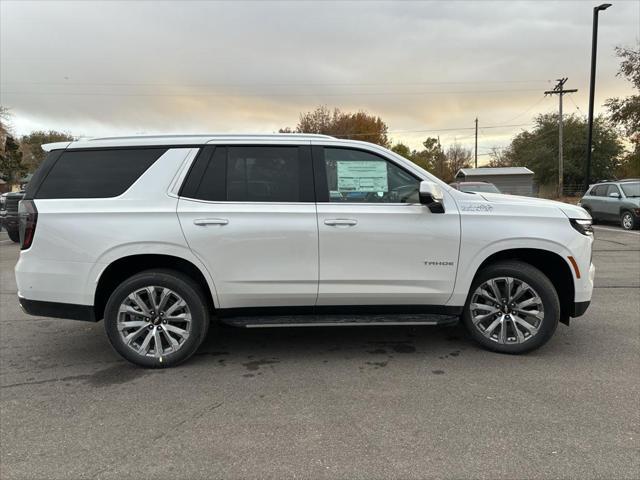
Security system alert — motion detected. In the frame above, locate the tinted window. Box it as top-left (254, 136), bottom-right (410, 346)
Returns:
top-left (35, 148), bottom-right (166, 199)
top-left (323, 148), bottom-right (419, 203)
top-left (591, 185), bottom-right (607, 197)
top-left (188, 146), bottom-right (312, 202)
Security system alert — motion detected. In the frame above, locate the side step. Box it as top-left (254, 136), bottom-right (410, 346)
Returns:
top-left (220, 314), bottom-right (460, 329)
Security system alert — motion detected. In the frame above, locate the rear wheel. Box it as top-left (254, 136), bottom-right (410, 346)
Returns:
top-left (621, 211), bottom-right (637, 230)
top-left (462, 261), bottom-right (560, 354)
top-left (104, 269), bottom-right (210, 368)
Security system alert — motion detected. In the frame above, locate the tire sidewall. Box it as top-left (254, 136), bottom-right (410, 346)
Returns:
top-left (621, 211), bottom-right (635, 230)
top-left (104, 271), bottom-right (209, 368)
top-left (462, 262), bottom-right (560, 354)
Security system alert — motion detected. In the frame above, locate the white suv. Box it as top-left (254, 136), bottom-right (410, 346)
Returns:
top-left (15, 134), bottom-right (595, 367)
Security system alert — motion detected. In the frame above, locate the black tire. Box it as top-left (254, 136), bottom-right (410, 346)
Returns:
top-left (462, 261), bottom-right (560, 354)
top-left (7, 228), bottom-right (20, 243)
top-left (104, 269), bottom-right (210, 368)
top-left (620, 211), bottom-right (637, 230)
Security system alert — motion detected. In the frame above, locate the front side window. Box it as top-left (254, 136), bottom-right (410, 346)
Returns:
top-left (606, 184), bottom-right (621, 197)
top-left (591, 185), bottom-right (607, 197)
top-left (323, 148), bottom-right (419, 203)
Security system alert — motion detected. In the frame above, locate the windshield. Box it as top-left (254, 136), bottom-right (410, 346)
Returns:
top-left (621, 182), bottom-right (640, 197)
top-left (460, 184), bottom-right (501, 193)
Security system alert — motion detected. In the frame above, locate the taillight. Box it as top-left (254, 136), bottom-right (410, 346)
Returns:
top-left (18, 200), bottom-right (38, 250)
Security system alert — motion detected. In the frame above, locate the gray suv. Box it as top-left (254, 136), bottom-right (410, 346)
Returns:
top-left (579, 180), bottom-right (640, 230)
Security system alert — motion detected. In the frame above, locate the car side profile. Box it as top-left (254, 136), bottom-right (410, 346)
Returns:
top-left (15, 134), bottom-right (595, 367)
top-left (578, 180), bottom-right (640, 230)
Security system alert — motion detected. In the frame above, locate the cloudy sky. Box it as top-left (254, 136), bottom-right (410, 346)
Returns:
top-left (1, 0), bottom-right (638, 162)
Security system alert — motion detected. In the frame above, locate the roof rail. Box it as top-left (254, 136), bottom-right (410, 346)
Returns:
top-left (88, 133), bottom-right (335, 141)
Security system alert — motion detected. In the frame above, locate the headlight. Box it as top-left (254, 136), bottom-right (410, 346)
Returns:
top-left (570, 218), bottom-right (593, 236)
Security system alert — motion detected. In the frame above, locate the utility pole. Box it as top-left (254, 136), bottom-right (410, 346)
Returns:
top-left (545, 78), bottom-right (577, 197)
top-left (474, 117), bottom-right (478, 168)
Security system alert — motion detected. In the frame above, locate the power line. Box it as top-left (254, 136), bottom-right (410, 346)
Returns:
top-left (335, 123), bottom-right (534, 137)
top-left (1, 88), bottom-right (542, 98)
top-left (0, 79), bottom-right (553, 88)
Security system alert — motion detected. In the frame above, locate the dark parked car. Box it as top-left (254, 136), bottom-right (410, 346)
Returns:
top-left (449, 181), bottom-right (501, 194)
top-left (0, 191), bottom-right (24, 242)
top-left (578, 180), bottom-right (640, 230)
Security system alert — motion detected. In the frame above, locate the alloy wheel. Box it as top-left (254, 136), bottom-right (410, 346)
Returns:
top-left (469, 277), bottom-right (544, 344)
top-left (622, 213), bottom-right (633, 230)
top-left (117, 286), bottom-right (192, 358)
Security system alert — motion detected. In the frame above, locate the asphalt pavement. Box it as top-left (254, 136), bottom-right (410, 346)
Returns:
top-left (1, 226), bottom-right (639, 479)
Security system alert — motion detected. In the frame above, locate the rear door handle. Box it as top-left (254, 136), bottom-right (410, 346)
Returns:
top-left (324, 219), bottom-right (358, 227)
top-left (193, 218), bottom-right (229, 226)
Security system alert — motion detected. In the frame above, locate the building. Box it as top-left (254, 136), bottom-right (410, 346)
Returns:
top-left (455, 167), bottom-right (535, 196)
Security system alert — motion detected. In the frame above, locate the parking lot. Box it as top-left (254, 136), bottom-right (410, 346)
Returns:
top-left (1, 226), bottom-right (638, 480)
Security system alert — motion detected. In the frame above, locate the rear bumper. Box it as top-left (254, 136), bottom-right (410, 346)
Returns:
top-left (18, 296), bottom-right (97, 322)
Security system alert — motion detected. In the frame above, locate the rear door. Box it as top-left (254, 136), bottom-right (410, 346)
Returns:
top-left (313, 145), bottom-right (460, 306)
top-left (177, 144), bottom-right (318, 309)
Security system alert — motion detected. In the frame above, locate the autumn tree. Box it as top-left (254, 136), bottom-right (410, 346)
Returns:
top-left (281, 106), bottom-right (390, 147)
top-left (443, 142), bottom-right (473, 182)
top-left (605, 44), bottom-right (640, 178)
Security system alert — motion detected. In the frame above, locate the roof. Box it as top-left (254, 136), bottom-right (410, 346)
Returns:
top-left (42, 133), bottom-right (335, 152)
top-left (456, 167), bottom-right (534, 177)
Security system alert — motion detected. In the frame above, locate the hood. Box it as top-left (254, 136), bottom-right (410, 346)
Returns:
top-left (477, 192), bottom-right (591, 220)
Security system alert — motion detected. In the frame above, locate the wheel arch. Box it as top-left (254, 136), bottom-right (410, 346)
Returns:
top-left (94, 254), bottom-right (217, 321)
top-left (472, 248), bottom-right (575, 325)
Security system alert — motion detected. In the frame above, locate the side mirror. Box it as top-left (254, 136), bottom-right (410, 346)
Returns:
top-left (419, 181), bottom-right (445, 213)
top-left (609, 192), bottom-right (621, 199)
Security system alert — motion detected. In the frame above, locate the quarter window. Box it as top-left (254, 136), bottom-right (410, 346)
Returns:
top-left (323, 148), bottom-right (419, 203)
top-left (35, 148), bottom-right (166, 199)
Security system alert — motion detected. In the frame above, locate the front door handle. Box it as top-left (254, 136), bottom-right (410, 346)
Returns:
top-left (324, 219), bottom-right (358, 227)
top-left (193, 218), bottom-right (229, 226)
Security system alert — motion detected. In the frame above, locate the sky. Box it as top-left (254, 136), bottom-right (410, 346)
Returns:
top-left (1, 0), bottom-right (638, 164)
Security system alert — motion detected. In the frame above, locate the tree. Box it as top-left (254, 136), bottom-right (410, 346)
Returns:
top-left (21, 130), bottom-right (75, 172)
top-left (605, 44), bottom-right (640, 178)
top-left (281, 105), bottom-right (390, 147)
top-left (493, 113), bottom-right (623, 186)
top-left (443, 142), bottom-right (472, 182)
top-left (0, 134), bottom-right (26, 184)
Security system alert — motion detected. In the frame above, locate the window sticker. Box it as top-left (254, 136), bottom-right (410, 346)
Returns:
top-left (336, 160), bottom-right (388, 193)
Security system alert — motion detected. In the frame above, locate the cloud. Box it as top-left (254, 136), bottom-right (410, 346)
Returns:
top-left (1, 0), bottom-right (638, 154)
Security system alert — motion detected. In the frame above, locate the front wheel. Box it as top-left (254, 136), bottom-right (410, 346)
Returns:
top-left (104, 269), bottom-right (210, 368)
top-left (462, 261), bottom-right (560, 354)
top-left (621, 211), bottom-right (637, 230)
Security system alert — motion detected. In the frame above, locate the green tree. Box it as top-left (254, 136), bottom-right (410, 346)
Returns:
top-left (0, 134), bottom-right (26, 184)
top-left (21, 130), bottom-right (75, 172)
top-left (605, 44), bottom-right (640, 178)
top-left (495, 113), bottom-right (623, 186)
top-left (281, 105), bottom-right (390, 147)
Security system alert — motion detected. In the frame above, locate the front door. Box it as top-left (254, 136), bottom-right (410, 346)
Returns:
top-left (178, 144), bottom-right (318, 309)
top-left (313, 146), bottom-right (460, 307)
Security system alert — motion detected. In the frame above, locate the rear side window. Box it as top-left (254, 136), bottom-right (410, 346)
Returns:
top-left (35, 148), bottom-right (166, 199)
top-left (183, 145), bottom-right (313, 202)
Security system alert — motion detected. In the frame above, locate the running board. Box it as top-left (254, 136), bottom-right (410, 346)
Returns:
top-left (220, 314), bottom-right (459, 329)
